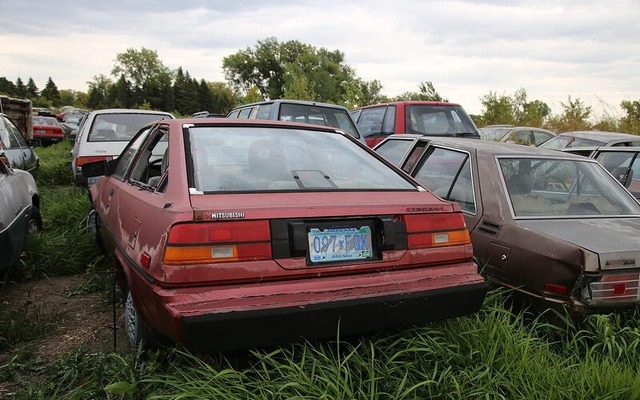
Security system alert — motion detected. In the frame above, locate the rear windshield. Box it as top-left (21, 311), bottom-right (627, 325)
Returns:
top-left (405, 105), bottom-right (478, 137)
top-left (538, 135), bottom-right (604, 149)
top-left (187, 126), bottom-right (415, 192)
top-left (88, 113), bottom-right (171, 142)
top-left (278, 103), bottom-right (360, 139)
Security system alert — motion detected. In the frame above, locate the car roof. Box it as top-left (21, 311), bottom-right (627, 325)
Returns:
top-left (157, 116), bottom-right (349, 134)
top-left (557, 130), bottom-right (640, 140)
top-left (87, 108), bottom-right (174, 116)
top-left (392, 134), bottom-right (588, 158)
top-left (354, 100), bottom-right (462, 110)
top-left (230, 99), bottom-right (350, 111)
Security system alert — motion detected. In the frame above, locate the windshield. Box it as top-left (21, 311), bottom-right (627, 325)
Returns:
top-left (187, 126), bottom-right (416, 192)
top-left (88, 113), bottom-right (171, 142)
top-left (278, 103), bottom-right (360, 139)
top-left (498, 157), bottom-right (640, 218)
top-left (405, 105), bottom-right (479, 137)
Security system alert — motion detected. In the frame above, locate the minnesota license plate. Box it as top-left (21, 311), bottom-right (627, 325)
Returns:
top-left (308, 226), bottom-right (373, 263)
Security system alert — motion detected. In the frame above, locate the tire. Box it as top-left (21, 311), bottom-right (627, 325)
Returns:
top-left (27, 207), bottom-right (43, 234)
top-left (124, 288), bottom-right (159, 350)
top-left (88, 208), bottom-right (104, 249)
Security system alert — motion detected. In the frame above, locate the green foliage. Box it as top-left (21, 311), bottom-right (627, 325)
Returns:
top-left (620, 100), bottom-right (640, 135)
top-left (478, 91), bottom-right (516, 126)
top-left (40, 77), bottom-right (61, 107)
top-left (395, 81), bottom-right (448, 102)
top-left (222, 37), bottom-right (383, 107)
top-left (546, 95), bottom-right (593, 132)
top-left (14, 289), bottom-right (634, 399)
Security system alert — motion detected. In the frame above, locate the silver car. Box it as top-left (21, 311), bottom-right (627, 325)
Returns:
top-left (0, 113), bottom-right (39, 173)
top-left (0, 160), bottom-right (42, 271)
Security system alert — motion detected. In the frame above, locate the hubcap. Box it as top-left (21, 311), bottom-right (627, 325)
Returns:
top-left (124, 291), bottom-right (138, 347)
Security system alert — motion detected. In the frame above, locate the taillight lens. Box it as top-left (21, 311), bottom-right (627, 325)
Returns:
top-left (164, 220), bottom-right (272, 265)
top-left (583, 273), bottom-right (640, 305)
top-left (403, 213), bottom-right (471, 249)
top-left (75, 155), bottom-right (112, 167)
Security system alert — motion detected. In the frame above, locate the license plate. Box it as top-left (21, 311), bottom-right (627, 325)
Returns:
top-left (308, 226), bottom-right (373, 263)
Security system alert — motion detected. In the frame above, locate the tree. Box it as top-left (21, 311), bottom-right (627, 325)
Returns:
top-left (87, 74), bottom-right (112, 109)
top-left (15, 78), bottom-right (26, 98)
top-left (222, 37), bottom-right (380, 106)
top-left (478, 91), bottom-right (515, 126)
top-left (0, 77), bottom-right (16, 96)
top-left (108, 75), bottom-right (134, 108)
top-left (111, 47), bottom-right (174, 109)
top-left (173, 67), bottom-right (200, 115)
top-left (40, 77), bottom-right (61, 106)
top-left (395, 81), bottom-right (448, 102)
top-left (208, 82), bottom-right (235, 114)
top-left (619, 100), bottom-right (640, 135)
top-left (25, 77), bottom-right (39, 99)
top-left (546, 96), bottom-right (592, 132)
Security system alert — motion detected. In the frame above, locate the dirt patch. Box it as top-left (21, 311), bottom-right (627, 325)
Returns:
top-left (0, 273), bottom-right (129, 360)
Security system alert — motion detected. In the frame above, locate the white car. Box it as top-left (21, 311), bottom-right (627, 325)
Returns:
top-left (0, 160), bottom-right (42, 271)
top-left (71, 109), bottom-right (174, 185)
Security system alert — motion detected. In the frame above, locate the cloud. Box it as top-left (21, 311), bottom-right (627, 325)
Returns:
top-left (0, 0), bottom-right (639, 116)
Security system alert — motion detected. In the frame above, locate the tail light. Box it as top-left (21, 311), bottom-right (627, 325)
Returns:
top-left (403, 213), bottom-right (471, 249)
top-left (75, 155), bottom-right (112, 167)
top-left (582, 273), bottom-right (640, 305)
top-left (164, 220), bottom-right (272, 265)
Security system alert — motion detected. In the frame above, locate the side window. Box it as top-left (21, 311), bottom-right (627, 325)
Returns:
top-left (2, 117), bottom-right (25, 148)
top-left (112, 126), bottom-right (154, 180)
top-left (382, 106), bottom-right (395, 134)
top-left (533, 130), bottom-right (554, 145)
top-left (413, 147), bottom-right (476, 213)
top-left (510, 130), bottom-right (532, 145)
top-left (129, 127), bottom-right (169, 190)
top-left (237, 108), bottom-right (252, 119)
top-left (0, 117), bottom-right (11, 147)
top-left (227, 110), bottom-right (240, 118)
top-left (357, 107), bottom-right (386, 137)
top-left (256, 104), bottom-right (272, 119)
top-left (376, 139), bottom-right (413, 167)
top-left (403, 141), bottom-right (428, 172)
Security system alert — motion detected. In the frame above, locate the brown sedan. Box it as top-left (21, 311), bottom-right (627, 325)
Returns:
top-left (375, 135), bottom-right (640, 315)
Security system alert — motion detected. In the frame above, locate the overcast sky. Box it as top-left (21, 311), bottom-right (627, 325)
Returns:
top-left (1, 0), bottom-right (639, 117)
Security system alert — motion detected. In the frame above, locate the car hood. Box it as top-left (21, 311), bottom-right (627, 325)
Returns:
top-left (518, 218), bottom-right (640, 271)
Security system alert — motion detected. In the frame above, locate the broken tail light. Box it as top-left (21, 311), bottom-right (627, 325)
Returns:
top-left (164, 220), bottom-right (272, 265)
top-left (403, 213), bottom-right (471, 249)
top-left (582, 273), bottom-right (640, 305)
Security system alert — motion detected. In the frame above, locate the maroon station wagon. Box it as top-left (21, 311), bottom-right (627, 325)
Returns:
top-left (85, 119), bottom-right (486, 352)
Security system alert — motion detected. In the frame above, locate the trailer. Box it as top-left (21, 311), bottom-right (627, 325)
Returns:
top-left (0, 95), bottom-right (33, 141)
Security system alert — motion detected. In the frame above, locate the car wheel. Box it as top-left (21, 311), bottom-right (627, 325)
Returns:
top-left (27, 207), bottom-right (43, 234)
top-left (124, 288), bottom-right (158, 349)
top-left (88, 208), bottom-right (104, 249)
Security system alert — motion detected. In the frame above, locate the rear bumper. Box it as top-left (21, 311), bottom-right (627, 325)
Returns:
top-left (141, 263), bottom-right (487, 352)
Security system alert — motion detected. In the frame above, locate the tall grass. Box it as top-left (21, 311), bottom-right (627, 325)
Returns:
top-left (4, 141), bottom-right (104, 281)
top-left (14, 290), bottom-right (637, 399)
